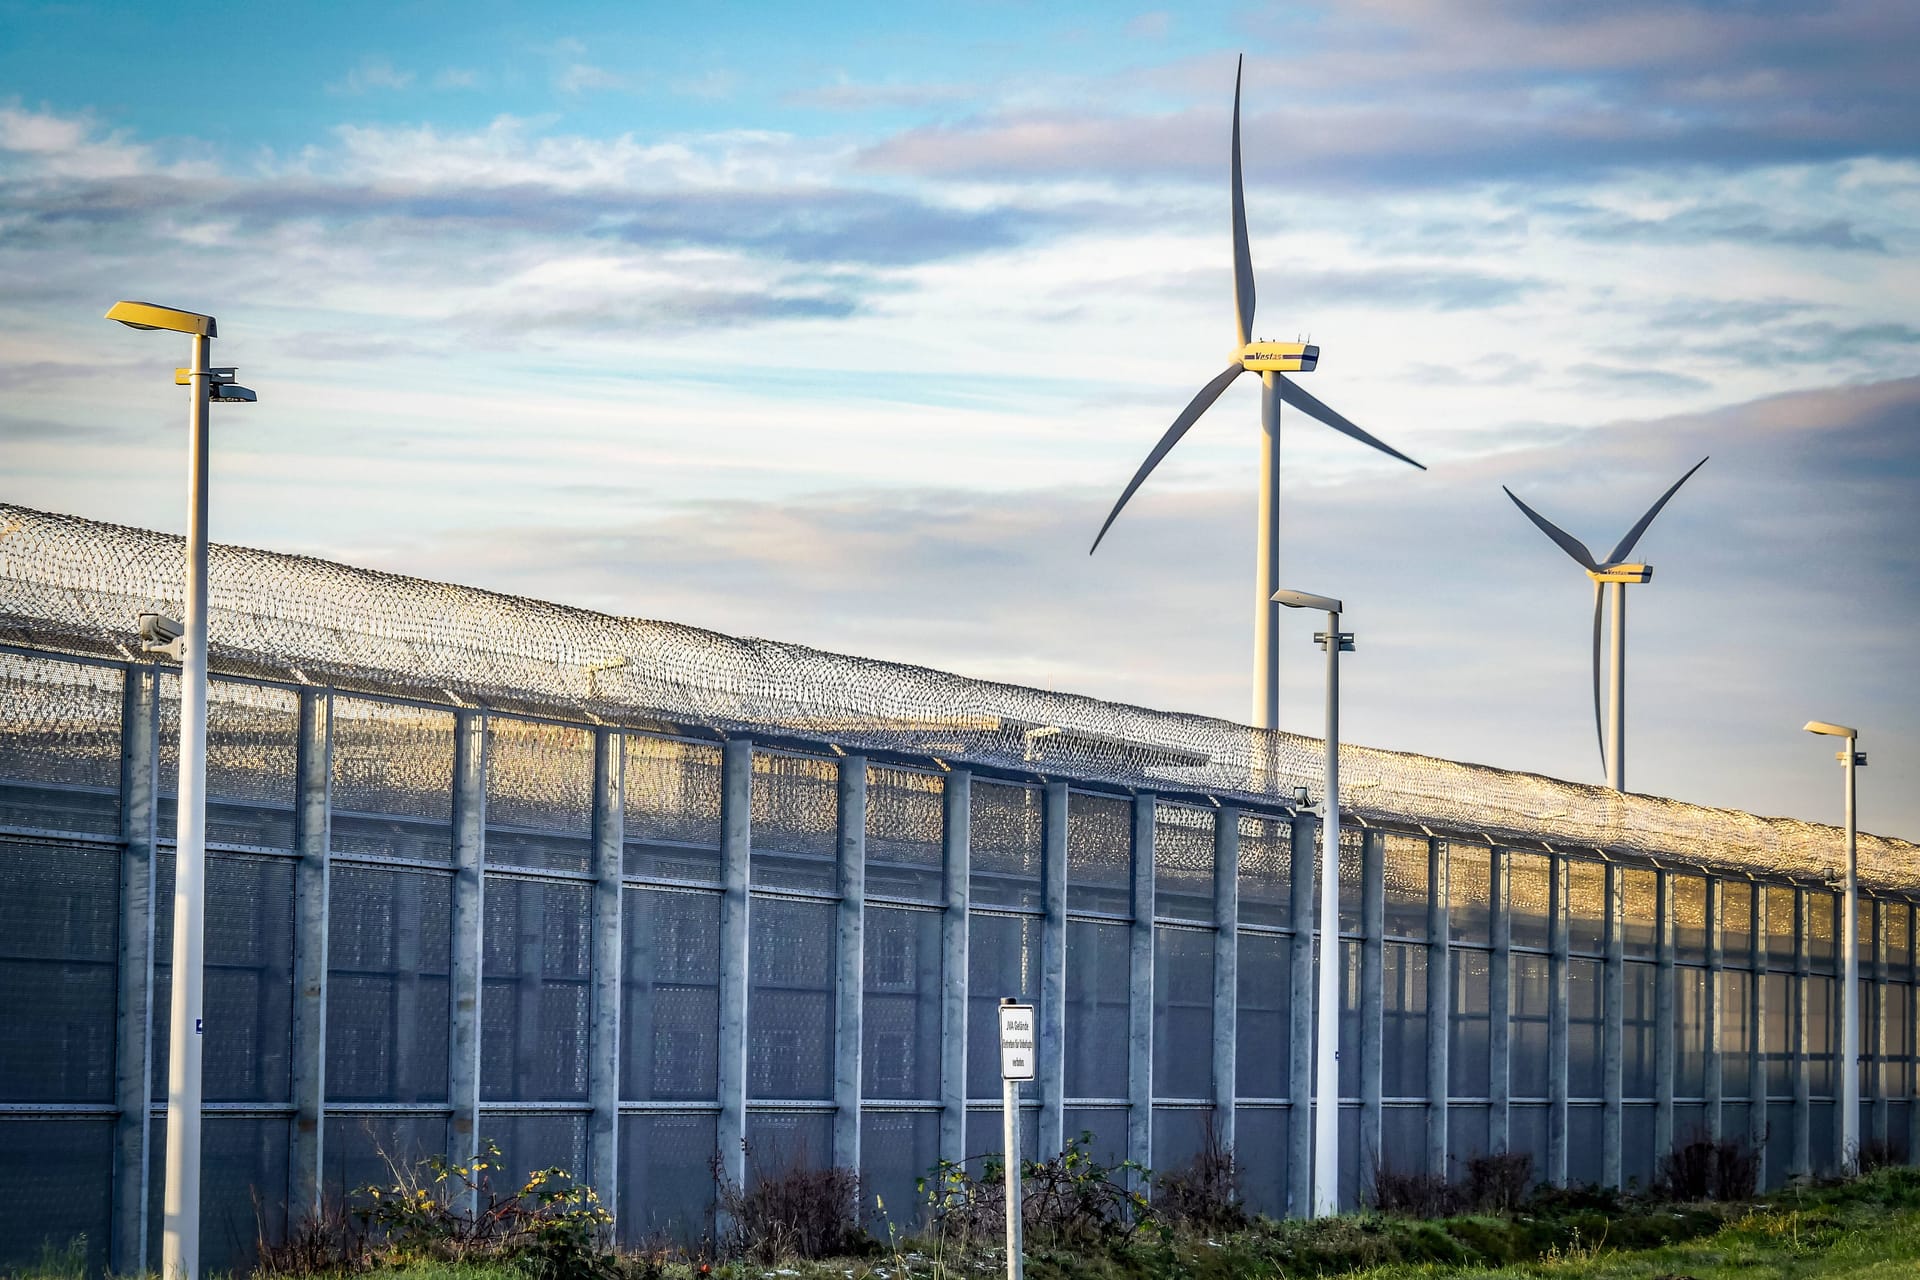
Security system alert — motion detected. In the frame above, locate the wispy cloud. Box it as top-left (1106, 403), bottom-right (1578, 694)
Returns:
top-left (329, 56), bottom-right (416, 95)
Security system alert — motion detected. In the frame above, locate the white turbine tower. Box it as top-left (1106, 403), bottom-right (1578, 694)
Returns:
top-left (1088, 56), bottom-right (1425, 731)
top-left (1503, 457), bottom-right (1709, 792)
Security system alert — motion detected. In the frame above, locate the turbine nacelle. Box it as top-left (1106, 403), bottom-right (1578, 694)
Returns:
top-left (1238, 341), bottom-right (1319, 373)
top-left (1588, 563), bottom-right (1652, 585)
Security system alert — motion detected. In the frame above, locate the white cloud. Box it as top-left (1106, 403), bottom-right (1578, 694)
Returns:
top-left (329, 56), bottom-right (416, 95)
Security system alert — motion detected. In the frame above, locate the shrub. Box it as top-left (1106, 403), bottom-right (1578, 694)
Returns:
top-left (1858, 1137), bottom-right (1903, 1174)
top-left (715, 1146), bottom-right (866, 1262)
top-left (1462, 1150), bottom-right (1534, 1213)
top-left (921, 1131), bottom-right (1152, 1253)
top-left (1153, 1117), bottom-right (1245, 1233)
top-left (1657, 1134), bottom-right (1759, 1202)
top-left (1370, 1163), bottom-right (1462, 1217)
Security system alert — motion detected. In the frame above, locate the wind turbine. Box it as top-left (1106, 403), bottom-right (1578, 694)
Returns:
top-left (1503, 457), bottom-right (1709, 792)
top-left (1087, 57), bottom-right (1425, 731)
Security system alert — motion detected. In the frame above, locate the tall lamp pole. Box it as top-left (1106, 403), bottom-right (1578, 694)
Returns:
top-left (107, 301), bottom-right (254, 1280)
top-left (1275, 587), bottom-right (1350, 1216)
top-left (1805, 719), bottom-right (1866, 1169)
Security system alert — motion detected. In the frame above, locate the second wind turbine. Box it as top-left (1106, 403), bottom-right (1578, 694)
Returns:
top-left (1089, 57), bottom-right (1425, 731)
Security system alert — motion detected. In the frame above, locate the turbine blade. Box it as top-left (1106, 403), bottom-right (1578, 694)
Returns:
top-left (1231, 55), bottom-right (1255, 348)
top-left (1592, 580), bottom-right (1608, 778)
top-left (1605, 455), bottom-right (1709, 566)
top-left (1090, 364), bottom-right (1247, 554)
top-left (1502, 486), bottom-right (1600, 572)
top-left (1274, 375), bottom-right (1426, 470)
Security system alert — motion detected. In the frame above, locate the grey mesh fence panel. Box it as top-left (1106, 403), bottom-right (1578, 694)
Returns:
top-left (0, 651), bottom-right (121, 837)
top-left (1448, 846), bottom-right (1492, 945)
top-left (330, 697), bottom-right (455, 861)
top-left (744, 1110), bottom-right (833, 1180)
top-left (1064, 920), bottom-right (1129, 1098)
top-left (1567, 862), bottom-right (1607, 955)
top-left (965, 1105), bottom-right (1040, 1166)
top-left (969, 780), bottom-right (1042, 910)
top-left (145, 1114), bottom-right (291, 1277)
top-left (0, 1116), bottom-right (114, 1274)
top-left (158, 675), bottom-right (298, 849)
top-left (1450, 949), bottom-right (1493, 1098)
top-left (1807, 976), bottom-right (1835, 1096)
top-left (1152, 803), bottom-right (1214, 921)
top-left (861, 906), bottom-right (941, 1100)
top-left (1235, 1107), bottom-right (1289, 1214)
top-left (478, 1112), bottom-right (589, 1189)
top-left (1567, 959), bottom-right (1604, 1098)
top-left (750, 750), bottom-right (837, 893)
top-left (1619, 868), bottom-right (1659, 959)
top-left (1511, 953), bottom-right (1553, 1099)
top-left (859, 1109), bottom-right (937, 1230)
top-left (1066, 791), bottom-right (1130, 915)
top-left (480, 877), bottom-right (592, 1101)
top-left (865, 764), bottom-right (943, 903)
top-left (1384, 943), bottom-right (1428, 1099)
top-left (1063, 1106), bottom-right (1126, 1163)
top-left (325, 864), bottom-right (453, 1103)
top-left (1676, 967), bottom-right (1709, 1096)
top-left (485, 717), bottom-right (592, 872)
top-left (623, 734), bottom-right (722, 880)
top-left (0, 838), bottom-right (117, 1101)
top-left (1337, 827), bottom-right (1364, 934)
top-left (1339, 940), bottom-right (1362, 1099)
top-left (1450, 1104), bottom-right (1490, 1165)
top-left (622, 887), bottom-right (721, 1102)
top-left (617, 1112), bottom-right (717, 1245)
top-left (1383, 833), bottom-right (1429, 940)
top-left (1722, 970), bottom-right (1755, 1097)
top-left (747, 896), bottom-right (835, 1100)
top-left (321, 1113), bottom-right (449, 1204)
top-left (1152, 925), bottom-right (1214, 1098)
top-left (1623, 962), bottom-right (1657, 1097)
top-left (1508, 852), bottom-right (1551, 951)
top-left (1673, 875), bottom-right (1708, 964)
top-left (1236, 931), bottom-right (1290, 1099)
top-left (1237, 813), bottom-right (1291, 928)
top-left (1150, 1105), bottom-right (1210, 1173)
top-left (967, 912), bottom-right (1040, 1098)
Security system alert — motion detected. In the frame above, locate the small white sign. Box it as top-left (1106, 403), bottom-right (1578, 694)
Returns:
top-left (998, 1001), bottom-right (1036, 1081)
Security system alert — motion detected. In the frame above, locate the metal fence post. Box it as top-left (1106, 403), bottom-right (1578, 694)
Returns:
top-left (1705, 878), bottom-right (1723, 1141)
top-left (1749, 885), bottom-right (1769, 1188)
top-left (1359, 830), bottom-right (1384, 1195)
top-left (1127, 794), bottom-right (1155, 1181)
top-left (1212, 807), bottom-right (1240, 1156)
top-left (1603, 863), bottom-right (1624, 1188)
top-left (1287, 813), bottom-right (1317, 1216)
top-left (940, 770), bottom-right (971, 1168)
top-left (1870, 899), bottom-right (1888, 1153)
top-left (834, 757), bottom-right (867, 1172)
top-left (289, 688), bottom-right (332, 1225)
top-left (1654, 869), bottom-right (1676, 1170)
top-left (588, 730), bottom-right (624, 1215)
top-left (1488, 846), bottom-right (1511, 1157)
top-left (1793, 889), bottom-right (1812, 1178)
top-left (447, 710), bottom-right (487, 1203)
top-left (717, 739), bottom-right (753, 1195)
top-left (1547, 855), bottom-right (1570, 1187)
top-left (112, 667), bottom-right (159, 1276)
top-left (1427, 839), bottom-right (1450, 1180)
top-left (1038, 782), bottom-right (1069, 1157)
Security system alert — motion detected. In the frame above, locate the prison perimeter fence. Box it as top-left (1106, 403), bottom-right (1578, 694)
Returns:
top-left (3, 501), bottom-right (1918, 1275)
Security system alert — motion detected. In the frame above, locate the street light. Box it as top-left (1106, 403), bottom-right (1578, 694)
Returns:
top-left (107, 300), bottom-right (254, 1280)
top-left (1275, 587), bottom-right (1350, 1216)
top-left (1804, 719), bottom-right (1867, 1170)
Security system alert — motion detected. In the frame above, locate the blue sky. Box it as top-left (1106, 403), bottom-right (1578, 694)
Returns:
top-left (2, 0), bottom-right (1916, 836)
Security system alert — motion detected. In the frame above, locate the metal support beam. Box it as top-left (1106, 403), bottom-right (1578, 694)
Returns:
top-left (1426, 839), bottom-right (1451, 1180)
top-left (1547, 855), bottom-right (1570, 1187)
top-left (1749, 888), bottom-right (1769, 1188)
top-left (1654, 870), bottom-right (1676, 1168)
top-left (1359, 831), bottom-right (1384, 1195)
top-left (834, 757), bottom-right (867, 1171)
top-left (288, 689), bottom-right (332, 1225)
top-left (1602, 864), bottom-right (1624, 1188)
top-left (1038, 782), bottom-right (1069, 1156)
top-left (939, 770), bottom-right (971, 1167)
top-left (1793, 889), bottom-right (1812, 1178)
top-left (588, 731), bottom-right (624, 1212)
top-left (446, 710), bottom-right (487, 1202)
top-left (1488, 847), bottom-right (1511, 1156)
top-left (717, 739), bottom-right (753, 1194)
top-left (1287, 814), bottom-right (1317, 1216)
top-left (1127, 795), bottom-right (1156, 1181)
top-left (1705, 879), bottom-right (1724, 1141)
top-left (1212, 807), bottom-right (1240, 1155)
top-left (112, 667), bottom-right (159, 1277)
top-left (1869, 899), bottom-right (1887, 1157)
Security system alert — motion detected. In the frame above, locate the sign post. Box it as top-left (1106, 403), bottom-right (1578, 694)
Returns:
top-left (998, 998), bottom-right (1034, 1280)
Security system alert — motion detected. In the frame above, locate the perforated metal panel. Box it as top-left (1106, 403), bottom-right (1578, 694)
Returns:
top-left (1383, 942), bottom-right (1427, 1099)
top-left (1447, 845), bottom-right (1491, 945)
top-left (1236, 931), bottom-right (1290, 1099)
top-left (865, 765), bottom-right (943, 903)
top-left (159, 675), bottom-right (299, 848)
top-left (1807, 975), bottom-right (1835, 1096)
top-left (330, 697), bottom-right (455, 861)
top-left (1510, 952), bottom-right (1551, 1098)
top-left (1623, 961), bottom-right (1657, 1098)
top-left (623, 887), bottom-right (721, 1102)
top-left (1449, 1104), bottom-right (1490, 1165)
top-left (1765, 887), bottom-right (1798, 966)
top-left (0, 652), bottom-right (121, 837)
top-left (1676, 967), bottom-right (1709, 1096)
top-left (1383, 834), bottom-right (1429, 940)
top-left (1449, 949), bottom-right (1492, 1098)
top-left (968, 913), bottom-right (1040, 1098)
top-left (1337, 826), bottom-right (1364, 934)
top-left (617, 1112), bottom-right (718, 1245)
top-left (1234, 1107), bottom-right (1288, 1215)
top-left (1152, 804), bottom-right (1213, 921)
top-left (1762, 973), bottom-right (1793, 1097)
top-left (145, 1114), bottom-right (290, 1276)
top-left (1619, 868), bottom-right (1659, 959)
top-left (1673, 875), bottom-right (1708, 963)
top-left (0, 1117), bottom-right (112, 1276)
top-left (486, 717), bottom-right (593, 872)
top-left (0, 839), bottom-right (117, 1101)
top-left (750, 751), bottom-right (837, 893)
top-left (1064, 920), bottom-right (1128, 1098)
top-left (1153, 926), bottom-right (1214, 1099)
top-left (1566, 958), bottom-right (1604, 1099)
top-left (969, 780), bottom-right (1043, 910)
top-left (477, 1112), bottom-right (589, 1190)
top-left (1237, 813), bottom-right (1290, 928)
top-left (625, 733), bottom-right (722, 850)
top-left (1723, 880), bottom-right (1756, 965)
top-left (1062, 1106), bottom-right (1126, 1163)
top-left (862, 907), bottom-right (941, 1100)
top-left (747, 896), bottom-right (834, 1100)
top-left (326, 865), bottom-right (452, 1103)
top-left (1066, 792), bottom-right (1131, 915)
top-left (1150, 1106), bottom-right (1211, 1174)
top-left (1721, 969), bottom-right (1755, 1097)
top-left (1507, 852), bottom-right (1551, 951)
top-left (481, 876), bottom-right (592, 1101)
top-left (1567, 860), bottom-right (1607, 955)
top-left (322, 1112), bottom-right (449, 1203)
top-left (152, 850), bottom-right (294, 1102)
top-left (965, 1105), bottom-right (1039, 1166)
top-left (859, 1110), bottom-right (937, 1230)
top-left (744, 1110), bottom-right (833, 1182)
top-left (1808, 891), bottom-right (1838, 973)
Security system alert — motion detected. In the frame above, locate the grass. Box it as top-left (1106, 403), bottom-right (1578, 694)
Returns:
top-left (19, 1170), bottom-right (1920, 1280)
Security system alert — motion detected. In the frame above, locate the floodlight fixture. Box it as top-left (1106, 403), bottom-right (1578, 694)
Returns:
top-left (106, 299), bottom-right (217, 336)
top-left (1804, 720), bottom-right (1857, 740)
top-left (1273, 588), bottom-right (1343, 614)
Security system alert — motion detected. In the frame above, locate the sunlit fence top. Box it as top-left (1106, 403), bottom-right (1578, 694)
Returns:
top-left (1, 500), bottom-right (1910, 892)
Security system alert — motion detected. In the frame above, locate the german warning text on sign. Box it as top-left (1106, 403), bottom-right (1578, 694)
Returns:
top-left (999, 1001), bottom-right (1036, 1081)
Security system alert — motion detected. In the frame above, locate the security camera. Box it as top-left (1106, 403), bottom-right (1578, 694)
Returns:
top-left (137, 612), bottom-right (185, 660)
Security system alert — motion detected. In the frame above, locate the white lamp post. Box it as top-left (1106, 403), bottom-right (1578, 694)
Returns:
top-left (1275, 587), bottom-right (1350, 1216)
top-left (107, 301), bottom-right (254, 1280)
top-left (1804, 719), bottom-right (1866, 1170)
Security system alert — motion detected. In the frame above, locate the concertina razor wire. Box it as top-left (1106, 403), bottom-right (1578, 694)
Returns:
top-left (1, 501), bottom-right (1911, 894)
